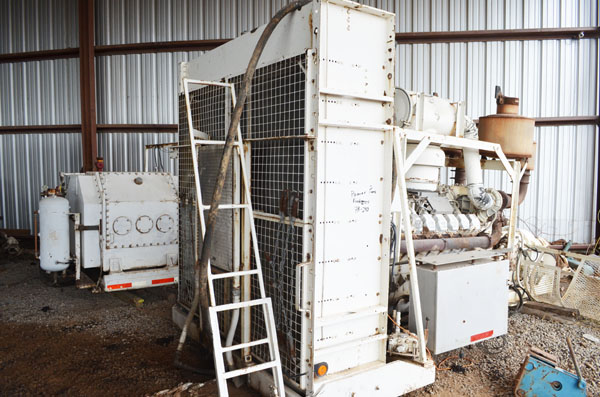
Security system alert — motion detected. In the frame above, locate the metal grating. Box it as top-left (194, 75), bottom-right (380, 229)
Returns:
top-left (562, 257), bottom-right (600, 321)
top-left (249, 138), bottom-right (305, 219)
top-left (177, 54), bottom-right (307, 384)
top-left (232, 55), bottom-right (306, 219)
top-left (251, 218), bottom-right (304, 379)
top-left (178, 85), bottom-right (234, 308)
top-left (238, 54), bottom-right (307, 380)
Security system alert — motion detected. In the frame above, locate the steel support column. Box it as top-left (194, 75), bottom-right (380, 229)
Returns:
top-left (78, 0), bottom-right (98, 171)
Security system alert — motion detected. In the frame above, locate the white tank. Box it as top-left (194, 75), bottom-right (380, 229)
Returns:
top-left (405, 144), bottom-right (445, 191)
top-left (39, 194), bottom-right (70, 272)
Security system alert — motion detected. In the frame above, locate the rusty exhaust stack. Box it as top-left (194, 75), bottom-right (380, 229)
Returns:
top-left (479, 86), bottom-right (535, 206)
top-left (478, 86), bottom-right (535, 159)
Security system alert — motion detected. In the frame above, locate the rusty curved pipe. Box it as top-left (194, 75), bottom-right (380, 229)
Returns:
top-left (502, 169), bottom-right (530, 208)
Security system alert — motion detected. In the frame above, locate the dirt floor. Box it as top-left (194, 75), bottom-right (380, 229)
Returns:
top-left (2, 247), bottom-right (599, 396)
top-left (0, 248), bottom-right (244, 397)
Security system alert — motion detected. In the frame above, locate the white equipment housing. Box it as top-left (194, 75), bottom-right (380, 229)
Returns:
top-left (60, 172), bottom-right (179, 291)
top-left (175, 0), bottom-right (435, 396)
top-left (408, 252), bottom-right (509, 354)
top-left (39, 194), bottom-right (70, 272)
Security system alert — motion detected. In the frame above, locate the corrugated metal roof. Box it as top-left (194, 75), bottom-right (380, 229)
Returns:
top-left (0, 0), bottom-right (598, 242)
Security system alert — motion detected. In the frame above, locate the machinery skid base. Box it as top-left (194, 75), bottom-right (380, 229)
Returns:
top-left (102, 267), bottom-right (178, 292)
top-left (249, 359), bottom-right (435, 397)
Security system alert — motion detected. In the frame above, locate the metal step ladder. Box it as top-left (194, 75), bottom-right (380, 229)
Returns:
top-left (182, 79), bottom-right (285, 397)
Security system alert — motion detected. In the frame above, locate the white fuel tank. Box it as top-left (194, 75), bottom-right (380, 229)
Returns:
top-left (39, 194), bottom-right (70, 272)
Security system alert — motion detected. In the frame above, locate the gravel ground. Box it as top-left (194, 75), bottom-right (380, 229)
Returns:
top-left (408, 312), bottom-right (600, 397)
top-left (0, 255), bottom-right (177, 339)
top-left (2, 249), bottom-right (598, 396)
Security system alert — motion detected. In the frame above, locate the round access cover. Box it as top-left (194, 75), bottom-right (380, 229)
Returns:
top-left (135, 215), bottom-right (154, 234)
top-left (156, 214), bottom-right (175, 233)
top-left (394, 87), bottom-right (412, 125)
top-left (113, 216), bottom-right (132, 235)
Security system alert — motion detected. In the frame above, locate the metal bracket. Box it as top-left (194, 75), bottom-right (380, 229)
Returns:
top-left (295, 261), bottom-right (311, 312)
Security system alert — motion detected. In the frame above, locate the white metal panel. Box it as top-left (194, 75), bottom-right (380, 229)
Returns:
top-left (65, 174), bottom-right (102, 268)
top-left (182, 5), bottom-right (312, 91)
top-left (312, 0), bottom-right (395, 377)
top-left (410, 259), bottom-right (509, 354)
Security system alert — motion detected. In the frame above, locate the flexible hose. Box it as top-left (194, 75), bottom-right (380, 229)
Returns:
top-left (225, 288), bottom-right (241, 367)
top-left (175, 0), bottom-right (311, 372)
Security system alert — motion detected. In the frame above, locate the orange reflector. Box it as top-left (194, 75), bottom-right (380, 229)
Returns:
top-left (152, 277), bottom-right (175, 285)
top-left (314, 362), bottom-right (328, 377)
top-left (470, 330), bottom-right (493, 342)
top-left (107, 282), bottom-right (132, 290)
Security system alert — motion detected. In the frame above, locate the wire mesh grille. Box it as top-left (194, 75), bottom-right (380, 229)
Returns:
top-left (239, 54), bottom-right (307, 379)
top-left (234, 54), bottom-right (306, 141)
top-left (562, 257), bottom-right (600, 321)
top-left (232, 55), bottom-right (306, 218)
top-left (252, 218), bottom-right (304, 378)
top-left (177, 54), bottom-right (308, 384)
top-left (521, 253), bottom-right (600, 322)
top-left (178, 85), bottom-right (234, 308)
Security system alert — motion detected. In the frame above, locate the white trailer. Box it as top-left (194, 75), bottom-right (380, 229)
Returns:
top-left (38, 172), bottom-right (179, 292)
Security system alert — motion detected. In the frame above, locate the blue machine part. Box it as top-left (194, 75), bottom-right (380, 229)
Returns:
top-left (515, 354), bottom-right (587, 396)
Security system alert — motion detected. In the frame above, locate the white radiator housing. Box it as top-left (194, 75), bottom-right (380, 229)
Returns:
top-left (176, 0), bottom-right (434, 395)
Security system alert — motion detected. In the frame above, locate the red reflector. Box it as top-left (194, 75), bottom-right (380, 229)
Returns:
top-left (107, 282), bottom-right (132, 290)
top-left (471, 330), bottom-right (493, 342)
top-left (152, 277), bottom-right (175, 285)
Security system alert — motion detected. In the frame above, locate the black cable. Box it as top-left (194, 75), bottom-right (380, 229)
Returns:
top-left (508, 284), bottom-right (523, 312)
top-left (390, 222), bottom-right (397, 284)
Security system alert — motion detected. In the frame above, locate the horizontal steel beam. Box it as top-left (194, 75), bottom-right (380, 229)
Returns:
top-left (0, 228), bottom-right (31, 237)
top-left (395, 27), bottom-right (600, 44)
top-left (1, 27), bottom-right (598, 64)
top-left (1, 116), bottom-right (598, 135)
top-left (0, 48), bottom-right (79, 63)
top-left (0, 40), bottom-right (229, 64)
top-left (0, 124), bottom-right (178, 134)
top-left (473, 115), bottom-right (600, 127)
top-left (528, 116), bottom-right (600, 127)
top-left (95, 39), bottom-right (229, 56)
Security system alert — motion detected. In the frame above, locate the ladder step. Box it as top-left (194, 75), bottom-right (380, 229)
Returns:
top-left (218, 338), bottom-right (270, 353)
top-left (209, 269), bottom-right (260, 280)
top-left (223, 360), bottom-right (279, 379)
top-left (213, 298), bottom-right (270, 312)
top-left (200, 203), bottom-right (249, 210)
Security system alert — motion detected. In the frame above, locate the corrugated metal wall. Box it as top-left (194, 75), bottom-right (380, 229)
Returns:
top-left (0, 0), bottom-right (598, 242)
